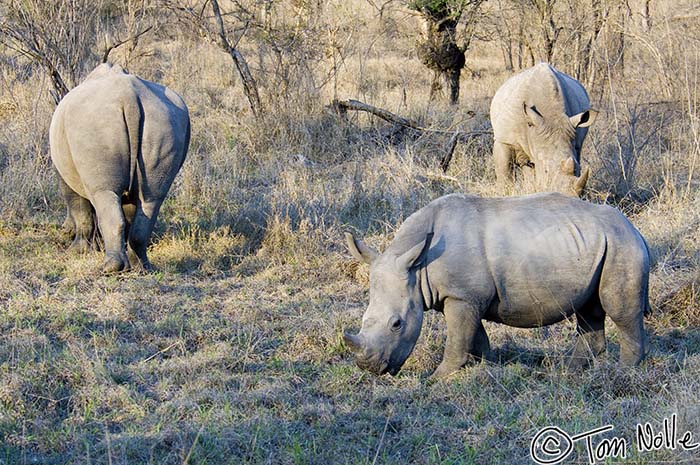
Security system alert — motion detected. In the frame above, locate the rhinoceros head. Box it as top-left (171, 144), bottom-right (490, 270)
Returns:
top-left (343, 232), bottom-right (433, 376)
top-left (522, 103), bottom-right (597, 196)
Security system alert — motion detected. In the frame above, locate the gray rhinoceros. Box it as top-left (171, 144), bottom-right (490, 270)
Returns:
top-left (490, 63), bottom-right (597, 196)
top-left (50, 63), bottom-right (190, 273)
top-left (344, 193), bottom-right (650, 378)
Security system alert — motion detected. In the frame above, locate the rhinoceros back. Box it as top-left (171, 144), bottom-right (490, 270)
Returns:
top-left (49, 63), bottom-right (190, 201)
top-left (404, 193), bottom-right (648, 328)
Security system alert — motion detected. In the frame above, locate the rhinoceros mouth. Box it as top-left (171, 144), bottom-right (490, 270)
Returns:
top-left (377, 360), bottom-right (391, 376)
top-left (357, 358), bottom-right (390, 376)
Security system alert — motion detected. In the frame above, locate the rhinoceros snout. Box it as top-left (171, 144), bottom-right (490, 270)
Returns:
top-left (344, 330), bottom-right (400, 376)
top-left (356, 358), bottom-right (390, 376)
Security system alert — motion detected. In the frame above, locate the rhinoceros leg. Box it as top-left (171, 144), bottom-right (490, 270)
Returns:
top-left (62, 208), bottom-right (75, 239)
top-left (432, 298), bottom-right (486, 378)
top-left (59, 178), bottom-right (96, 253)
top-left (493, 141), bottom-right (514, 188)
top-left (57, 176), bottom-right (76, 237)
top-left (604, 308), bottom-right (645, 367)
top-left (67, 197), bottom-right (97, 254)
top-left (121, 202), bottom-right (138, 267)
top-left (569, 302), bottom-right (606, 369)
top-left (599, 264), bottom-right (647, 366)
top-left (615, 318), bottom-right (646, 367)
top-left (472, 323), bottom-right (492, 361)
top-left (92, 190), bottom-right (130, 273)
top-left (126, 198), bottom-right (162, 271)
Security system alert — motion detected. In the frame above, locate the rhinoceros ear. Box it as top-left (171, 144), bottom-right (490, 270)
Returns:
top-left (570, 109), bottom-right (598, 128)
top-left (345, 232), bottom-right (379, 264)
top-left (397, 232), bottom-right (434, 272)
top-left (523, 103), bottom-right (544, 127)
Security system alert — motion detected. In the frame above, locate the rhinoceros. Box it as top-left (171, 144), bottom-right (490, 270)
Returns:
top-left (50, 63), bottom-right (190, 273)
top-left (490, 63), bottom-right (597, 196)
top-left (344, 193), bottom-right (650, 378)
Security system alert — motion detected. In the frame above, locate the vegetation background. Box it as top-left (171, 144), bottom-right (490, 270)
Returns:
top-left (0, 0), bottom-right (699, 463)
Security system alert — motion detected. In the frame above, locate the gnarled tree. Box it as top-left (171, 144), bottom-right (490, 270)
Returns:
top-left (166, 0), bottom-right (263, 118)
top-left (409, 0), bottom-right (486, 104)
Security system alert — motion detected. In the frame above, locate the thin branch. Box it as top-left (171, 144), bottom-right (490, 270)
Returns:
top-left (101, 25), bottom-right (153, 63)
top-left (440, 131), bottom-right (461, 173)
top-left (210, 0), bottom-right (262, 118)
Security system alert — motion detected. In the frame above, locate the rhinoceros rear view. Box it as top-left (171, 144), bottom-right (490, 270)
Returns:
top-left (344, 193), bottom-right (650, 378)
top-left (50, 63), bottom-right (190, 273)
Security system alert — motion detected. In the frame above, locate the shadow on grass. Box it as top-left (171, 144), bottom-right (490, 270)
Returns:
top-left (648, 326), bottom-right (700, 361)
top-left (470, 325), bottom-right (700, 372)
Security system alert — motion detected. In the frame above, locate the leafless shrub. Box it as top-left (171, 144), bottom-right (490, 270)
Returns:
top-left (0, 0), bottom-right (111, 103)
top-left (100, 0), bottom-right (159, 66)
top-left (482, 0), bottom-right (633, 95)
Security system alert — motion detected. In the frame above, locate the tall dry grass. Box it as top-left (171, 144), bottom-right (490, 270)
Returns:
top-left (0, 1), bottom-right (699, 464)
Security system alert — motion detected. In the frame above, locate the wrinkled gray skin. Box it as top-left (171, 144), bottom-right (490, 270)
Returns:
top-left (50, 63), bottom-right (190, 273)
top-left (344, 193), bottom-right (650, 378)
top-left (490, 63), bottom-right (598, 196)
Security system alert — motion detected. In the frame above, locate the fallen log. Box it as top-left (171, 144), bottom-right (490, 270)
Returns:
top-left (328, 98), bottom-right (492, 172)
top-left (330, 98), bottom-right (422, 129)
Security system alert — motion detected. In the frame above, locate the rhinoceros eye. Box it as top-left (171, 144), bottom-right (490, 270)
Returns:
top-left (389, 316), bottom-right (403, 332)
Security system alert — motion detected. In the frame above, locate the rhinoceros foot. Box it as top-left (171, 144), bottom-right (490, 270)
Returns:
top-left (68, 237), bottom-right (92, 254)
top-left (127, 248), bottom-right (155, 273)
top-left (62, 215), bottom-right (76, 239)
top-left (102, 253), bottom-right (130, 274)
top-left (565, 353), bottom-right (594, 371)
top-left (430, 361), bottom-right (463, 380)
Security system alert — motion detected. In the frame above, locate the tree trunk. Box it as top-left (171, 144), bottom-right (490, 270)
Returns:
top-left (210, 0), bottom-right (263, 118)
top-left (502, 45), bottom-right (514, 71)
top-left (417, 18), bottom-right (465, 104)
top-left (543, 0), bottom-right (558, 62)
top-left (616, 1), bottom-right (631, 76)
top-left (581, 0), bottom-right (605, 87)
top-left (448, 68), bottom-right (460, 105)
top-left (47, 63), bottom-right (70, 105)
top-left (643, 0), bottom-right (652, 31)
top-left (429, 70), bottom-right (443, 102)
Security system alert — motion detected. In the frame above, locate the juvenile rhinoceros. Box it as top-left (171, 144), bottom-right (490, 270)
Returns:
top-left (50, 63), bottom-right (190, 273)
top-left (490, 63), bottom-right (597, 196)
top-left (344, 193), bottom-right (650, 378)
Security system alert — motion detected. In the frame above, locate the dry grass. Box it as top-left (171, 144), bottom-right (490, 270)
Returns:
top-left (1, 1), bottom-right (700, 464)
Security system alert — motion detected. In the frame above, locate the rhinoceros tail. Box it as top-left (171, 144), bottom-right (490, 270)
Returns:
top-left (177, 114), bottom-right (191, 173)
top-left (122, 95), bottom-right (144, 197)
top-left (644, 299), bottom-right (652, 318)
top-left (640, 234), bottom-right (653, 318)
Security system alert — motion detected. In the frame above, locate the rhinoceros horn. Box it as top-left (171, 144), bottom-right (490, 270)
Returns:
top-left (574, 165), bottom-right (591, 196)
top-left (343, 331), bottom-right (364, 353)
top-left (560, 157), bottom-right (576, 175)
